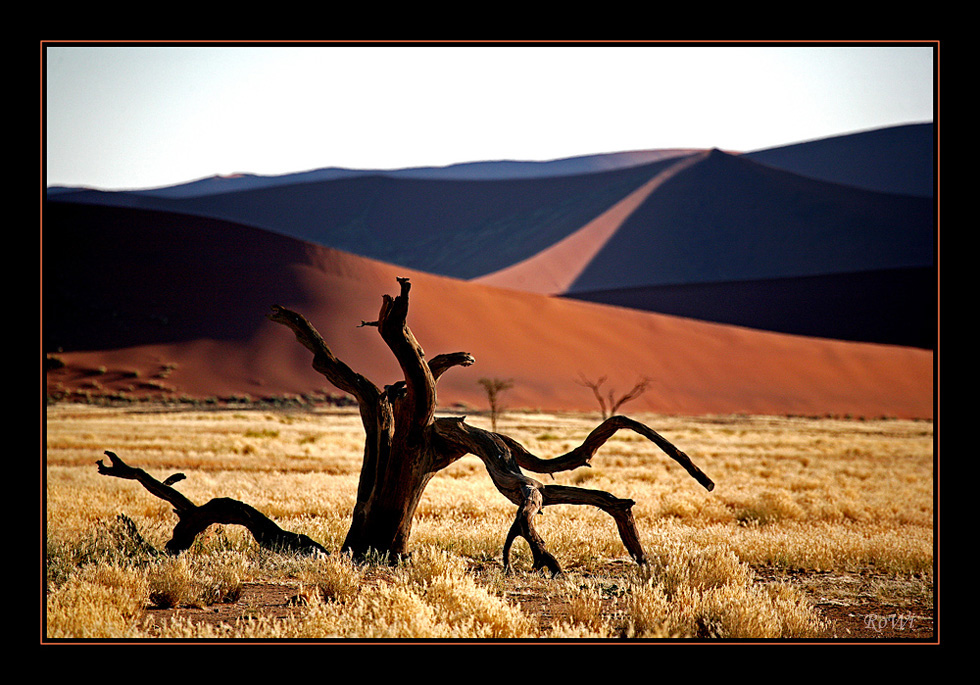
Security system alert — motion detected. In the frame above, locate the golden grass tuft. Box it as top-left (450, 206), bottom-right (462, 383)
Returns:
top-left (46, 563), bottom-right (150, 639)
top-left (623, 540), bottom-right (826, 638)
top-left (147, 554), bottom-right (245, 609)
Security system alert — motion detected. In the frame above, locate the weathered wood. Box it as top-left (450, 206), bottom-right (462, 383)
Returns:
top-left (500, 415), bottom-right (715, 491)
top-left (265, 277), bottom-right (717, 572)
top-left (97, 451), bottom-right (328, 556)
top-left (269, 301), bottom-right (397, 557)
top-left (97, 451), bottom-right (195, 514)
top-left (431, 417), bottom-right (680, 573)
top-left (504, 485), bottom-right (561, 576)
top-left (99, 278), bottom-right (713, 571)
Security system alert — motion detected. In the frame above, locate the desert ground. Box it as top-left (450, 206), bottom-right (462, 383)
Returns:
top-left (44, 402), bottom-right (935, 641)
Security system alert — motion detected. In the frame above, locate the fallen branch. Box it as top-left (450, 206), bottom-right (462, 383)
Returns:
top-left (96, 451), bottom-right (328, 556)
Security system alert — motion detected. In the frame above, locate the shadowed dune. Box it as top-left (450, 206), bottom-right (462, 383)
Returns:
top-left (475, 147), bottom-right (935, 348)
top-left (567, 267), bottom-right (936, 350)
top-left (744, 122), bottom-right (934, 198)
top-left (47, 124), bottom-right (934, 349)
top-left (43, 202), bottom-right (933, 418)
top-left (48, 157), bottom-right (687, 281)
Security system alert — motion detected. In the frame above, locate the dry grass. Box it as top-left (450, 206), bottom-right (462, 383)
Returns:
top-left (43, 404), bottom-right (934, 641)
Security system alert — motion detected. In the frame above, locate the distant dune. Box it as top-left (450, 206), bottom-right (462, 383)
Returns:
top-left (48, 124), bottom-right (934, 350)
top-left (473, 151), bottom-right (709, 294)
top-left (43, 202), bottom-right (932, 418)
top-left (474, 146), bottom-right (934, 348)
top-left (50, 148), bottom-right (704, 198)
top-left (48, 157), bottom-right (683, 281)
top-left (744, 122), bottom-right (934, 198)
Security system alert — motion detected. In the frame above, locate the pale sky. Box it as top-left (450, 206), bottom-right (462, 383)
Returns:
top-left (43, 42), bottom-right (936, 191)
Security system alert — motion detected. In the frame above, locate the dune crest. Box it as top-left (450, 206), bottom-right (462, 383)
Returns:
top-left (473, 152), bottom-right (707, 294)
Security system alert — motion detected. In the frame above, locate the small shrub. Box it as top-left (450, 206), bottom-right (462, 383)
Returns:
top-left (147, 554), bottom-right (245, 609)
top-left (51, 515), bottom-right (161, 582)
top-left (624, 541), bottom-right (825, 638)
top-left (477, 377), bottom-right (513, 431)
top-left (296, 553), bottom-right (362, 604)
top-left (735, 491), bottom-right (805, 526)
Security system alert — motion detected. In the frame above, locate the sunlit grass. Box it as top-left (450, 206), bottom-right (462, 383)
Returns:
top-left (44, 404), bottom-right (934, 639)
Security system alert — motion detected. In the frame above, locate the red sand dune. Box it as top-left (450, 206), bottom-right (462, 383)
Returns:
top-left (44, 203), bottom-right (933, 419)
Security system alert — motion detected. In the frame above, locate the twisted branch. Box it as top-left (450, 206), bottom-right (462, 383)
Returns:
top-left (97, 451), bottom-right (327, 556)
top-left (502, 415), bottom-right (715, 491)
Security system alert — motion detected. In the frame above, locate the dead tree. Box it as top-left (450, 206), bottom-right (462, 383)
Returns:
top-left (576, 373), bottom-right (653, 420)
top-left (96, 451), bottom-right (327, 556)
top-left (267, 277), bottom-right (714, 575)
top-left (477, 377), bottom-right (513, 431)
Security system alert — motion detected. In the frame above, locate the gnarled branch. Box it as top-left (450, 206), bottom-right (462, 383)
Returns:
top-left (97, 451), bottom-right (327, 556)
top-left (502, 415), bottom-right (715, 491)
top-left (430, 416), bottom-right (701, 575)
top-left (97, 451), bottom-right (195, 514)
top-left (430, 418), bottom-right (561, 574)
top-left (538, 484), bottom-right (645, 564)
top-left (265, 278), bottom-right (712, 571)
top-left (431, 413), bottom-right (714, 573)
top-left (267, 304), bottom-right (381, 408)
top-left (428, 351), bottom-right (476, 381)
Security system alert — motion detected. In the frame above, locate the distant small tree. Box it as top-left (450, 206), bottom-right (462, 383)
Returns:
top-left (576, 373), bottom-right (652, 420)
top-left (478, 377), bottom-right (514, 431)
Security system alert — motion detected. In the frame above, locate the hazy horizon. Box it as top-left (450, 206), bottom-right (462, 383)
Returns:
top-left (43, 43), bottom-right (936, 191)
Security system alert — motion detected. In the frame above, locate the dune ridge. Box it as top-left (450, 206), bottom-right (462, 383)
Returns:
top-left (46, 124), bottom-right (934, 350)
top-left (473, 151), bottom-right (708, 294)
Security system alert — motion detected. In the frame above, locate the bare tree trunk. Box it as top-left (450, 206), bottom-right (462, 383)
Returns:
top-left (270, 278), bottom-right (467, 559)
top-left (95, 278), bottom-right (714, 573)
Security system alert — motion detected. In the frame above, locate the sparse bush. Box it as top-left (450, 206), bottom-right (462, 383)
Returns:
top-left (477, 377), bottom-right (513, 431)
top-left (735, 491), bottom-right (805, 526)
top-left (624, 542), bottom-right (825, 638)
top-left (47, 514), bottom-right (160, 587)
top-left (156, 362), bottom-right (178, 379)
top-left (244, 428), bottom-right (280, 439)
top-left (46, 564), bottom-right (150, 639)
top-left (296, 553), bottom-right (362, 604)
top-left (147, 554), bottom-right (244, 609)
top-left (559, 580), bottom-right (611, 634)
top-left (575, 373), bottom-right (652, 419)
